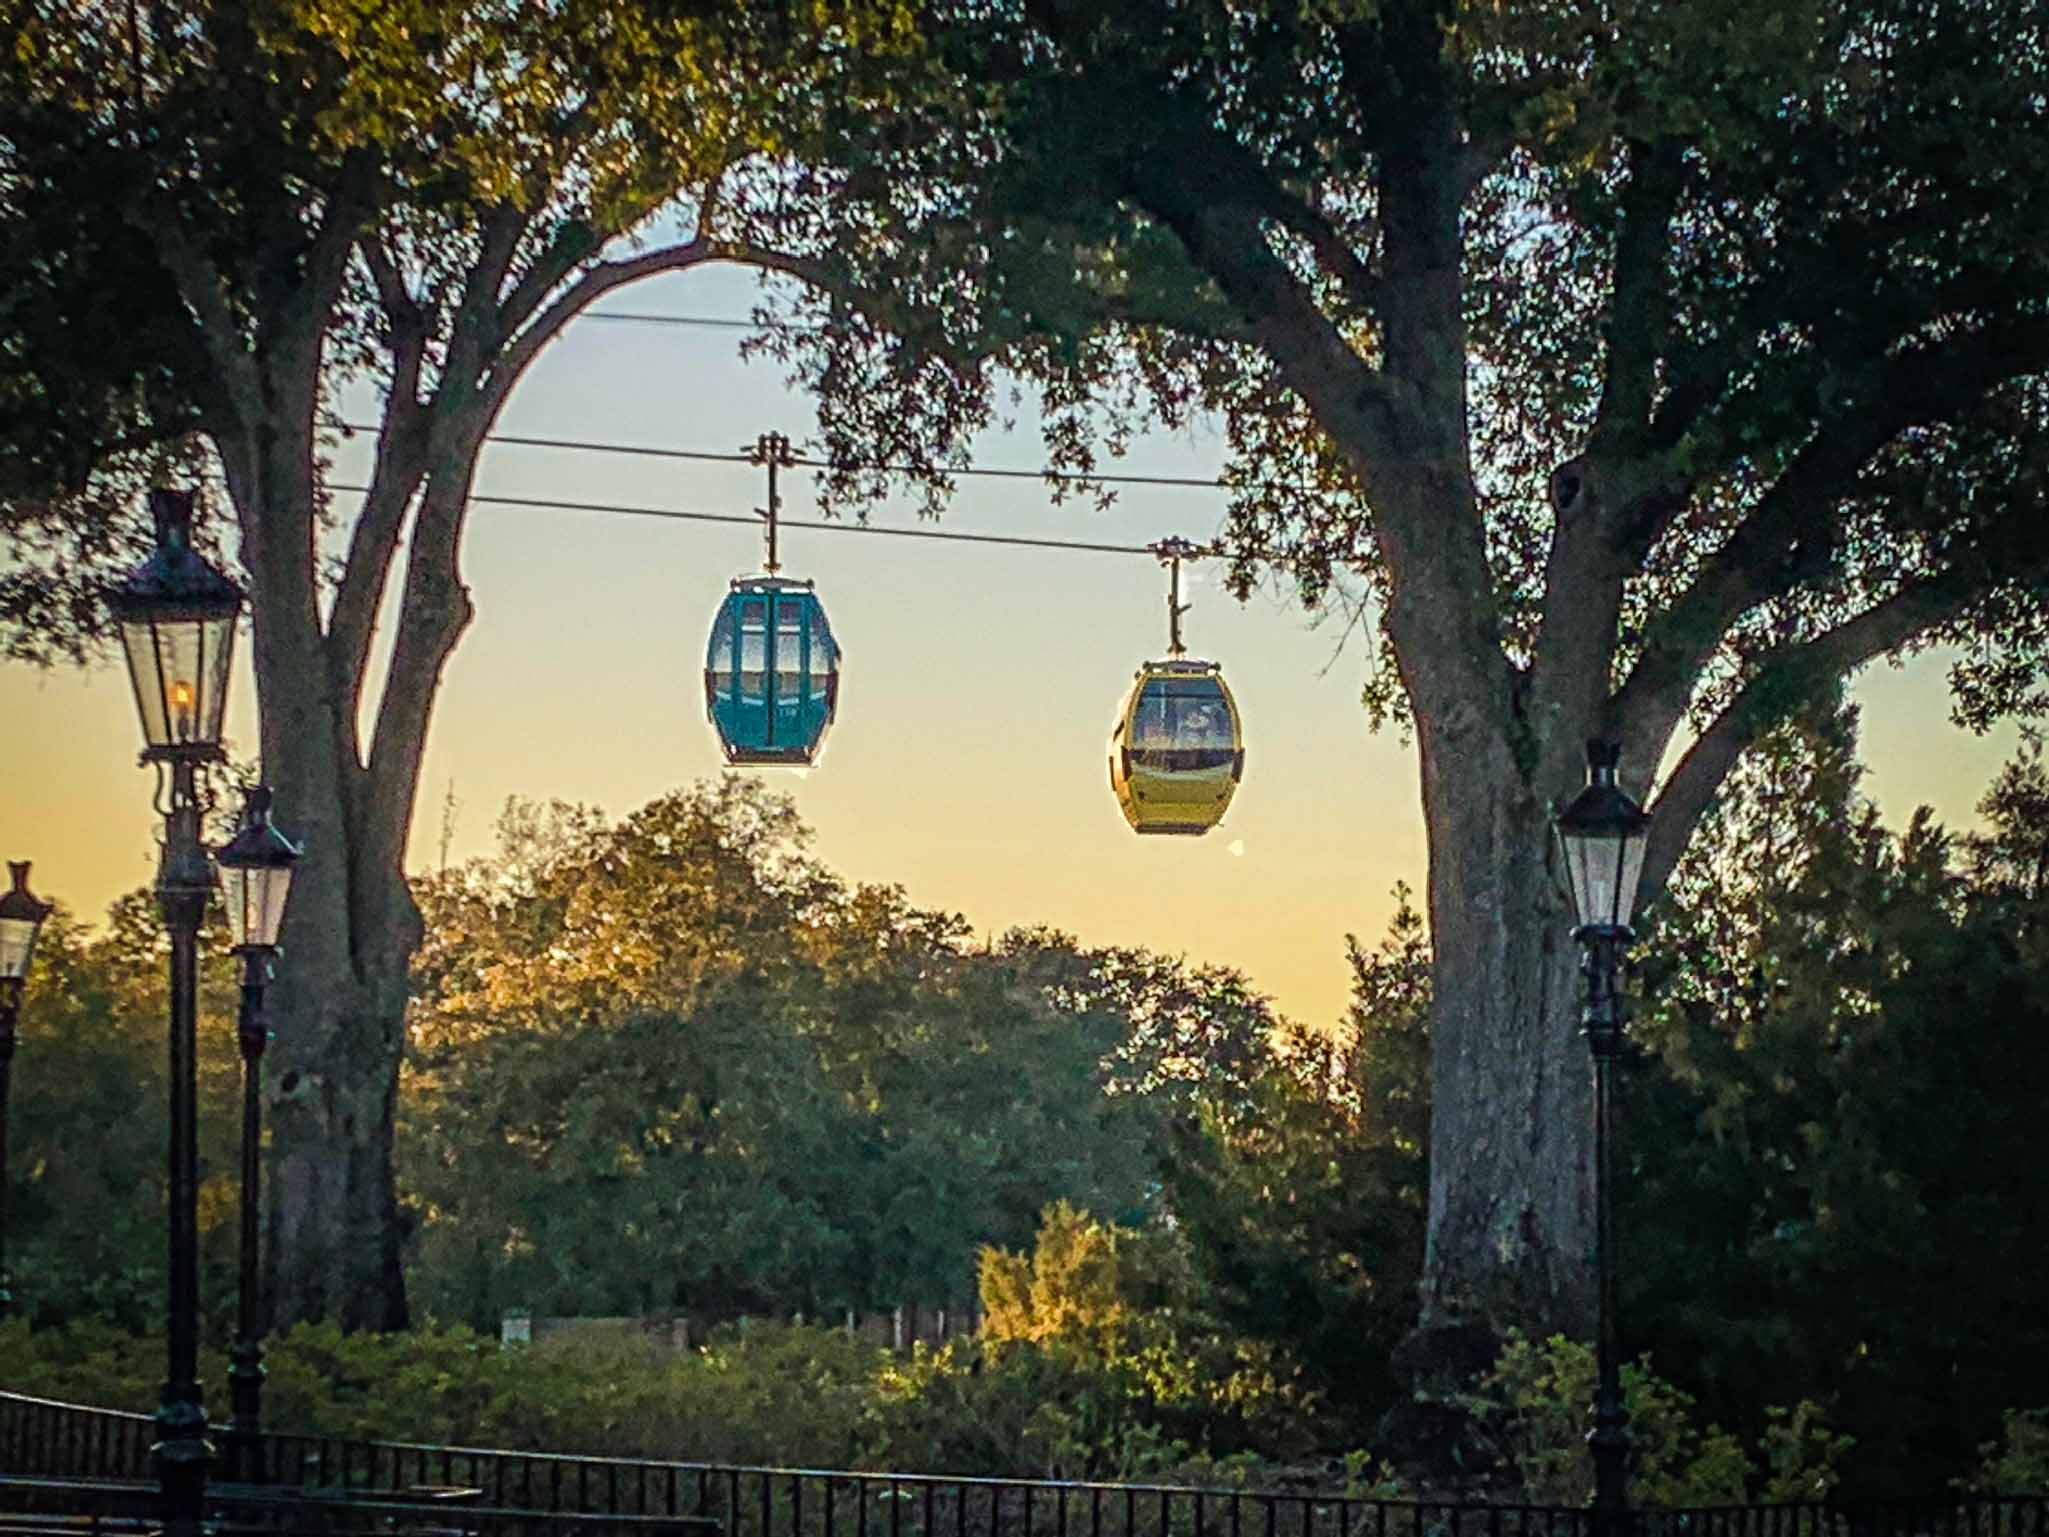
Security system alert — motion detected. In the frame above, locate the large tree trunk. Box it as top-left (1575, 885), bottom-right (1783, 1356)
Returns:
top-left (1414, 724), bottom-right (1593, 1355)
top-left (193, 194), bottom-right (697, 1329)
top-left (1362, 52), bottom-right (1606, 1369)
top-left (260, 832), bottom-right (418, 1332)
top-left (1370, 698), bottom-right (1607, 1485)
top-left (1397, 456), bottom-right (1652, 1376)
top-left (255, 485), bottom-right (467, 1329)
top-left (140, 141), bottom-right (719, 1332)
top-left (225, 403), bottom-right (463, 1331)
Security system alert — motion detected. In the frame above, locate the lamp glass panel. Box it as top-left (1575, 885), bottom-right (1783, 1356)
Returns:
top-left (223, 864), bottom-right (293, 950)
top-left (199, 612), bottom-right (235, 745)
top-left (119, 618), bottom-right (171, 748)
top-left (1561, 828), bottom-right (1647, 928)
top-left (1610, 832), bottom-right (1647, 928)
top-left (0, 916), bottom-right (37, 980)
top-left (1576, 832), bottom-right (1616, 927)
top-left (119, 613), bottom-right (238, 750)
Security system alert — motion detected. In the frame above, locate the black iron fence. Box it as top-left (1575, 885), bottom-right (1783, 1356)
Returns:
top-left (1633, 1509), bottom-right (2049, 1537)
top-left (0, 1395), bottom-right (153, 1484)
top-left (0, 1473), bottom-right (720, 1537)
top-left (3, 1390), bottom-right (2045, 1537)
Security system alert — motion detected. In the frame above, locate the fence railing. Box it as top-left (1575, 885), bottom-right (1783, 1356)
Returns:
top-left (0, 1390), bottom-right (1590, 1537)
top-left (0, 1393), bottom-right (154, 1484)
top-left (0, 1472), bottom-right (721, 1537)
top-left (4, 1389), bottom-right (2046, 1537)
top-left (1632, 1507), bottom-right (2049, 1537)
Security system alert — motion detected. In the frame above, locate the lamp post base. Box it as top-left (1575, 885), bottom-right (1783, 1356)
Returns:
top-left (1590, 1397), bottom-right (1632, 1537)
top-left (153, 1395), bottom-right (210, 1537)
top-left (226, 1343), bottom-right (266, 1483)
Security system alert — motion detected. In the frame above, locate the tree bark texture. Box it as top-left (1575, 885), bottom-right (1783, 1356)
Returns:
top-left (170, 205), bottom-right (721, 1329)
top-left (1416, 728), bottom-right (1593, 1343)
top-left (1399, 452), bottom-right (1664, 1356)
top-left (1133, 58), bottom-right (1647, 1348)
top-left (213, 379), bottom-right (448, 1330)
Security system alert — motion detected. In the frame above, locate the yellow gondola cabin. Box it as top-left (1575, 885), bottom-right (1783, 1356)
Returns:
top-left (1109, 658), bottom-right (1244, 835)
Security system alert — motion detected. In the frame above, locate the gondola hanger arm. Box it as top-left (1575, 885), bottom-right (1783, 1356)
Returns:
top-left (1147, 536), bottom-right (1208, 657)
top-left (743, 430), bottom-right (797, 574)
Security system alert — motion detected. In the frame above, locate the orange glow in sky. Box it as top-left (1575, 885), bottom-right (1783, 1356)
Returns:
top-left (0, 268), bottom-right (2018, 1029)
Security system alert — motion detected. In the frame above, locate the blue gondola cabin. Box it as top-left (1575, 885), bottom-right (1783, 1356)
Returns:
top-left (705, 577), bottom-right (842, 765)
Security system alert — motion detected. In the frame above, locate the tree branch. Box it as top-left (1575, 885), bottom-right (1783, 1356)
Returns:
top-left (1615, 316), bottom-right (2049, 772)
top-left (494, 216), bottom-right (606, 344)
top-left (1247, 170), bottom-right (1382, 319)
top-left (443, 205), bottom-right (530, 383)
top-left (357, 233), bottom-right (415, 329)
top-left (1524, 146), bottom-right (1689, 746)
top-left (1590, 141), bottom-right (1683, 457)
top-left (1126, 142), bottom-right (1512, 734)
top-left (364, 223), bottom-right (791, 839)
top-left (143, 211), bottom-right (261, 427)
top-left (1526, 462), bottom-right (1638, 757)
top-left (1132, 182), bottom-right (1409, 481)
top-left (286, 150), bottom-right (380, 350)
top-left (1638, 566), bottom-right (1995, 907)
top-left (479, 232), bottom-right (726, 418)
top-left (362, 466), bottom-right (475, 872)
top-left (326, 238), bottom-right (434, 756)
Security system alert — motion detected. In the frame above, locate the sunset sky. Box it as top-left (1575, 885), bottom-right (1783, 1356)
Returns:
top-left (0, 265), bottom-right (2022, 1029)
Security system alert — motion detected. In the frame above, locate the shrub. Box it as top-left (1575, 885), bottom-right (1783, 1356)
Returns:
top-left (0, 1316), bottom-right (167, 1413)
top-left (1469, 1332), bottom-right (1851, 1506)
top-left (1964, 1409), bottom-right (2049, 1495)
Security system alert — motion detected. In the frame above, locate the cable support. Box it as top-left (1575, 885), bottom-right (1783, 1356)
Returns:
top-left (331, 421), bottom-right (1233, 491)
top-left (324, 481), bottom-right (1203, 559)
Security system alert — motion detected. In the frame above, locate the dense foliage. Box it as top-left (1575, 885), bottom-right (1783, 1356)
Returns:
top-left (1, 894), bottom-right (248, 1334)
top-left (740, 0), bottom-right (2049, 1345)
top-left (1624, 709), bottom-right (2049, 1495)
top-left (0, 0), bottom-right (927, 1329)
top-left (7, 752), bottom-right (2049, 1496)
top-left (1155, 893), bottom-right (1429, 1425)
top-left (402, 781), bottom-right (1169, 1325)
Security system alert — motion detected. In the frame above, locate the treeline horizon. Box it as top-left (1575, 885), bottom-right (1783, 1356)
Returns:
top-left (4, 703), bottom-right (2048, 1498)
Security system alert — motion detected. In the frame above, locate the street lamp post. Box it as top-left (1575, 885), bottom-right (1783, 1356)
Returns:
top-left (0, 860), bottom-right (55, 1320)
top-left (109, 488), bottom-right (246, 1537)
top-left (1554, 738), bottom-right (1650, 1537)
top-left (213, 787), bottom-right (301, 1484)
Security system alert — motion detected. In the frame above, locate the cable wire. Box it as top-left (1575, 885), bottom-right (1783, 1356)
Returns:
top-left (581, 309), bottom-right (769, 331)
top-left (334, 419), bottom-right (1232, 491)
top-left (325, 482), bottom-right (1184, 558)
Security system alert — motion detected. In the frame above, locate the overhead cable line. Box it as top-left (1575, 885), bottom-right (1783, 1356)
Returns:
top-left (324, 481), bottom-right (1185, 558)
top-left (333, 420), bottom-right (1232, 491)
top-left (581, 309), bottom-right (770, 331)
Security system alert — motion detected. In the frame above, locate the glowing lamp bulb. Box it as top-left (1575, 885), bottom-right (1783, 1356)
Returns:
top-left (170, 679), bottom-right (196, 739)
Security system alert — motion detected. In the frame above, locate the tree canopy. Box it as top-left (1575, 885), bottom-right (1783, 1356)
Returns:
top-left (0, 0), bottom-right (922, 1325)
top-left (10, 0), bottom-right (2049, 1359)
top-left (1625, 709), bottom-right (2049, 1495)
top-left (732, 0), bottom-right (2049, 1346)
top-left (403, 779), bottom-right (1274, 1328)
